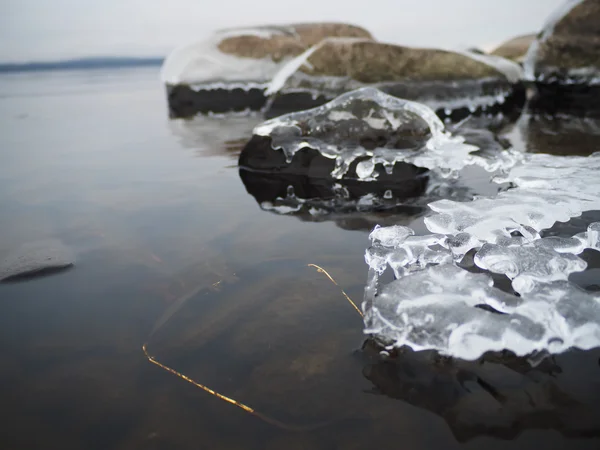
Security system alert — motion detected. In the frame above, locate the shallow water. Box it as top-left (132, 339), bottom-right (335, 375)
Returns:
top-left (0, 68), bottom-right (599, 449)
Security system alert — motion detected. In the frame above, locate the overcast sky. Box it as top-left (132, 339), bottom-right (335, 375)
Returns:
top-left (0, 0), bottom-right (565, 62)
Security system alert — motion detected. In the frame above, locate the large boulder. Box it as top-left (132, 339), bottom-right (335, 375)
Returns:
top-left (161, 23), bottom-right (372, 117)
top-left (525, 0), bottom-right (600, 113)
top-left (490, 33), bottom-right (536, 62)
top-left (265, 38), bottom-right (525, 118)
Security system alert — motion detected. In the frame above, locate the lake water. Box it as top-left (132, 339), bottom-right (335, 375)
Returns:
top-left (1, 68), bottom-right (599, 449)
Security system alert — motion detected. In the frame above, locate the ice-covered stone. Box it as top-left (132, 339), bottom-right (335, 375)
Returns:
top-left (524, 0), bottom-right (600, 114)
top-left (161, 23), bottom-right (372, 116)
top-left (266, 38), bottom-right (524, 116)
top-left (162, 24), bottom-right (371, 87)
top-left (251, 87), bottom-right (519, 180)
top-left (524, 0), bottom-right (600, 86)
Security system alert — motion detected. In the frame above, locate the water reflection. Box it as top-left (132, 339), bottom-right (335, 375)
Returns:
top-left (361, 341), bottom-right (600, 442)
top-left (517, 112), bottom-right (600, 156)
top-left (168, 114), bottom-right (261, 159)
top-left (238, 168), bottom-right (429, 230)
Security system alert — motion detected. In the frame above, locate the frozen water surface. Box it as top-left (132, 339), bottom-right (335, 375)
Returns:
top-left (363, 108), bottom-right (600, 360)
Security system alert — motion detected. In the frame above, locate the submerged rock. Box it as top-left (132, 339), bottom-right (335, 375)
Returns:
top-left (161, 23), bottom-right (372, 117)
top-left (0, 239), bottom-right (75, 282)
top-left (266, 38), bottom-right (525, 117)
top-left (525, 0), bottom-right (600, 113)
top-left (490, 33), bottom-right (536, 62)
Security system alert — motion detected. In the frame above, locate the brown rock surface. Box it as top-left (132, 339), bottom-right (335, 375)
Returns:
top-left (528, 0), bottom-right (600, 84)
top-left (491, 33), bottom-right (536, 61)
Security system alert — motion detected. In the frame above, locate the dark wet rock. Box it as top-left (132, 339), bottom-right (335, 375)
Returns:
top-left (518, 111), bottom-right (600, 156)
top-left (166, 85), bottom-right (268, 117)
top-left (525, 0), bottom-right (600, 113)
top-left (0, 239), bottom-right (74, 282)
top-left (490, 33), bottom-right (536, 62)
top-left (266, 38), bottom-right (525, 117)
top-left (361, 342), bottom-right (600, 442)
top-left (161, 23), bottom-right (372, 117)
top-left (240, 87), bottom-right (449, 181)
top-left (526, 0), bottom-right (600, 85)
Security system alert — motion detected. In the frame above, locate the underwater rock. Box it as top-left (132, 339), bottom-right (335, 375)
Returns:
top-left (161, 23), bottom-right (372, 117)
top-left (0, 239), bottom-right (75, 282)
top-left (524, 0), bottom-right (600, 113)
top-left (241, 87), bottom-right (522, 182)
top-left (490, 33), bottom-right (536, 62)
top-left (265, 38), bottom-right (525, 118)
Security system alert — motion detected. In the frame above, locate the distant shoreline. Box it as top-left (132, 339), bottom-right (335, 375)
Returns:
top-left (0, 57), bottom-right (164, 73)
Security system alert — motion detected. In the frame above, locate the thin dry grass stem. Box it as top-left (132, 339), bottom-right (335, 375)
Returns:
top-left (307, 264), bottom-right (363, 317)
top-left (142, 263), bottom-right (361, 430)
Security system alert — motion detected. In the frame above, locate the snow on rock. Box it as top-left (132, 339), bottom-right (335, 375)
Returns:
top-left (161, 24), bottom-right (372, 88)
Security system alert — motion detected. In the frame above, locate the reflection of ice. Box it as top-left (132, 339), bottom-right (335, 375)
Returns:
top-left (255, 87), bottom-right (519, 180)
top-left (364, 144), bottom-right (600, 360)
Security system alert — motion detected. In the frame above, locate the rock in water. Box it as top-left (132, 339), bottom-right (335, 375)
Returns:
top-left (265, 38), bottom-right (525, 118)
top-left (161, 23), bottom-right (372, 117)
top-left (490, 33), bottom-right (537, 62)
top-left (0, 239), bottom-right (75, 282)
top-left (240, 87), bottom-right (518, 181)
top-left (525, 0), bottom-right (600, 114)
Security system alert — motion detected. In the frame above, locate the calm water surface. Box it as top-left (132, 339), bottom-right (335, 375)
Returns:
top-left (0, 68), bottom-right (599, 449)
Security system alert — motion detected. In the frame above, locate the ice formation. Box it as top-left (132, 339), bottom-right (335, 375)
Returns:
top-left (254, 87), bottom-right (520, 180)
top-left (363, 143), bottom-right (600, 360)
top-left (265, 38), bottom-right (524, 114)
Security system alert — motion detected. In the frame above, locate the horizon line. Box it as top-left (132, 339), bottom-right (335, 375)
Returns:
top-left (0, 56), bottom-right (165, 73)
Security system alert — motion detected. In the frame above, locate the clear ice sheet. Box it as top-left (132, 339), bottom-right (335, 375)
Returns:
top-left (363, 130), bottom-right (600, 360)
top-left (255, 87), bottom-right (520, 180)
